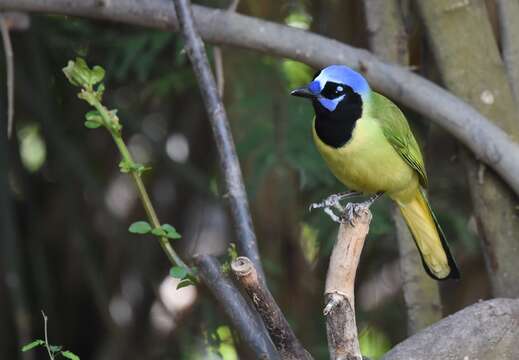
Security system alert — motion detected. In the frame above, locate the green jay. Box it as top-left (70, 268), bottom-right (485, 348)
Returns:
top-left (291, 65), bottom-right (459, 280)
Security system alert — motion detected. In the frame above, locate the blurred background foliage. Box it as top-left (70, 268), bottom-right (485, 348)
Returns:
top-left (0, 0), bottom-right (490, 359)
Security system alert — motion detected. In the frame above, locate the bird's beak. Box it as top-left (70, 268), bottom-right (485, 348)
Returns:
top-left (290, 87), bottom-right (315, 99)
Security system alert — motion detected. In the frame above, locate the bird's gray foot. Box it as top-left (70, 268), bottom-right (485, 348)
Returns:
top-left (308, 191), bottom-right (362, 212)
top-left (340, 192), bottom-right (384, 225)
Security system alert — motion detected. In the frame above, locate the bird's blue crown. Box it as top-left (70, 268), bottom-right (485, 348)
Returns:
top-left (309, 65), bottom-right (370, 111)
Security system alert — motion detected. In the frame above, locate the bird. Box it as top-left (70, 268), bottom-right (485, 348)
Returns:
top-left (291, 65), bottom-right (459, 280)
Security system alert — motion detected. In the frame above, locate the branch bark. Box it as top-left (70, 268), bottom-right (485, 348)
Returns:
top-left (324, 209), bottom-right (371, 360)
top-left (496, 0), bottom-right (519, 104)
top-left (363, 0), bottom-right (442, 334)
top-left (416, 0), bottom-right (519, 297)
top-left (193, 255), bottom-right (278, 360)
top-left (231, 257), bottom-right (312, 360)
top-left (173, 0), bottom-right (264, 281)
top-left (1, 0), bottom-right (519, 196)
top-left (383, 298), bottom-right (519, 360)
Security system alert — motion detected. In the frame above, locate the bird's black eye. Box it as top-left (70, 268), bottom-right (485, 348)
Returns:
top-left (321, 81), bottom-right (346, 99)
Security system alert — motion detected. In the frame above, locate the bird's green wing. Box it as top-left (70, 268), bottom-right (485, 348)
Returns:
top-left (371, 92), bottom-right (428, 188)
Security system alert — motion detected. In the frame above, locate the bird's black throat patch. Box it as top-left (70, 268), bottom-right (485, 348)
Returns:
top-left (313, 86), bottom-right (363, 148)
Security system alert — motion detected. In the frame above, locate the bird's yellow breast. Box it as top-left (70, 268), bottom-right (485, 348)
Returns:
top-left (312, 116), bottom-right (418, 202)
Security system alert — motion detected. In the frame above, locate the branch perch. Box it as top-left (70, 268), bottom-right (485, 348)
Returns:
top-left (383, 298), bottom-right (519, 360)
top-left (231, 256), bottom-right (312, 360)
top-left (324, 208), bottom-right (372, 360)
top-left (173, 0), bottom-right (265, 281)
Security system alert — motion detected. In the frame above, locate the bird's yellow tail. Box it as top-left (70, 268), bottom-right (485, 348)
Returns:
top-left (398, 189), bottom-right (459, 280)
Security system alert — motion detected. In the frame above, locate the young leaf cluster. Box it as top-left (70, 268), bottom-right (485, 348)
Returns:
top-left (22, 340), bottom-right (79, 360)
top-left (21, 312), bottom-right (80, 360)
top-left (170, 265), bottom-right (198, 289)
top-left (62, 57), bottom-right (195, 286)
top-left (129, 221), bottom-right (182, 240)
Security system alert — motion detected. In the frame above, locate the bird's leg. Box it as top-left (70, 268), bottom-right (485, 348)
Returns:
top-left (342, 192), bottom-right (384, 225)
top-left (308, 191), bottom-right (362, 212)
top-left (309, 191), bottom-right (362, 224)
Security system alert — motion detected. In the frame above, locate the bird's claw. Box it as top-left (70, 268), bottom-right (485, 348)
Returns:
top-left (324, 207), bottom-right (342, 223)
top-left (341, 202), bottom-right (369, 225)
top-left (309, 191), bottom-right (380, 224)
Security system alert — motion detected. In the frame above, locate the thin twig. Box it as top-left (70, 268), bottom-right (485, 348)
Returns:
top-left (173, 0), bottom-right (265, 281)
top-left (213, 46), bottom-right (224, 98)
top-left (231, 256), bottom-right (312, 360)
top-left (0, 15), bottom-right (14, 138)
top-left (213, 0), bottom-right (239, 97)
top-left (41, 311), bottom-right (55, 360)
top-left (88, 90), bottom-right (188, 270)
top-left (194, 255), bottom-right (278, 359)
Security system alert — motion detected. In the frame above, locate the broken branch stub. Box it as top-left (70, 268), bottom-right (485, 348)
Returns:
top-left (231, 256), bottom-right (312, 360)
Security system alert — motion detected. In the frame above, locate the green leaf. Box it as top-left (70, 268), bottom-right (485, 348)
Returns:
top-left (49, 345), bottom-right (62, 353)
top-left (118, 160), bottom-right (132, 173)
top-left (128, 221), bottom-right (152, 234)
top-left (85, 110), bottom-right (103, 123)
top-left (151, 228), bottom-right (166, 237)
top-left (62, 58), bottom-right (91, 88)
top-left (170, 266), bottom-right (188, 279)
top-left (185, 272), bottom-right (198, 284)
top-left (21, 340), bottom-right (45, 352)
top-left (176, 279), bottom-right (194, 289)
top-left (161, 224), bottom-right (181, 239)
top-left (84, 120), bottom-right (102, 129)
top-left (62, 58), bottom-right (105, 88)
top-left (90, 65), bottom-right (105, 85)
top-left (61, 350), bottom-right (80, 360)
top-left (95, 83), bottom-right (105, 101)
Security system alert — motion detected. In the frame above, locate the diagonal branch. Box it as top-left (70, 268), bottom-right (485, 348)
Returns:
top-left (231, 257), bottom-right (312, 360)
top-left (173, 0), bottom-right (264, 281)
top-left (1, 0), bottom-right (519, 195)
top-left (194, 255), bottom-right (278, 359)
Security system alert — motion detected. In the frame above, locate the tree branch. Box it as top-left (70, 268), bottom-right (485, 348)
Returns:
top-left (324, 209), bottom-right (371, 360)
top-left (496, 0), bottom-right (519, 104)
top-left (1, 0), bottom-right (519, 195)
top-left (416, 0), bottom-right (519, 298)
top-left (173, 0), bottom-right (264, 280)
top-left (193, 255), bottom-right (278, 360)
top-left (0, 11), bottom-right (29, 138)
top-left (231, 257), bottom-right (312, 360)
top-left (383, 298), bottom-right (519, 360)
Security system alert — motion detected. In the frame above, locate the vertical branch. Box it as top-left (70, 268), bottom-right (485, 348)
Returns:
top-left (0, 12), bottom-right (29, 138)
top-left (324, 209), bottom-right (371, 360)
top-left (0, 16), bottom-right (14, 138)
top-left (416, 0), bottom-right (519, 297)
top-left (213, 0), bottom-right (239, 97)
top-left (173, 0), bottom-right (265, 281)
top-left (363, 0), bottom-right (442, 334)
top-left (231, 257), bottom-right (312, 360)
top-left (496, 0), bottom-right (519, 104)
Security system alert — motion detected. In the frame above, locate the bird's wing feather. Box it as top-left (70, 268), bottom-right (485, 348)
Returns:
top-left (371, 92), bottom-right (428, 187)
